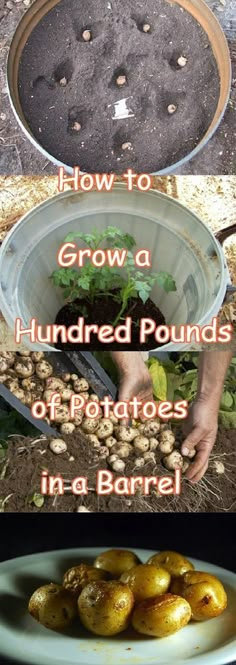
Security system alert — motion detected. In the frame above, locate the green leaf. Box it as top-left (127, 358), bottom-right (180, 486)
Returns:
top-left (218, 410), bottom-right (236, 429)
top-left (148, 360), bottom-right (167, 401)
top-left (28, 493), bottom-right (45, 508)
top-left (220, 391), bottom-right (234, 412)
top-left (155, 272), bottom-right (177, 293)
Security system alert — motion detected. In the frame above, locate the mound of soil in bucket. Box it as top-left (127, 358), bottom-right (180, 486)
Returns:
top-left (18, 0), bottom-right (220, 173)
top-left (0, 427), bottom-right (235, 513)
top-left (54, 290), bottom-right (166, 350)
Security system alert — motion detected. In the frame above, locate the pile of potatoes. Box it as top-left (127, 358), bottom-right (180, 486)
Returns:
top-left (28, 548), bottom-right (227, 638)
top-left (0, 351), bottom-right (194, 474)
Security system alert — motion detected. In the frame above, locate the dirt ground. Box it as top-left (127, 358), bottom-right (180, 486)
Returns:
top-left (0, 426), bottom-right (235, 513)
top-left (0, 0), bottom-right (236, 175)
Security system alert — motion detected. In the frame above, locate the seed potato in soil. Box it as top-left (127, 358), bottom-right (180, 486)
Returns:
top-left (18, 0), bottom-right (220, 173)
top-left (0, 426), bottom-right (235, 513)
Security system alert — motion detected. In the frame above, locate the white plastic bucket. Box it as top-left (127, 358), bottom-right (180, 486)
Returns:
top-left (0, 185), bottom-right (231, 352)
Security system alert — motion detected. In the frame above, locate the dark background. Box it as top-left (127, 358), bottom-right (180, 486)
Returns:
top-left (0, 513), bottom-right (235, 665)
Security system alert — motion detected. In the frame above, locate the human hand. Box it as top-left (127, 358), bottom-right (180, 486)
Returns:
top-left (112, 352), bottom-right (153, 424)
top-left (181, 398), bottom-right (218, 483)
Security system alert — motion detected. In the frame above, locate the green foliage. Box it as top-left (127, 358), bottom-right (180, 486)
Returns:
top-left (146, 353), bottom-right (236, 429)
top-left (51, 227), bottom-right (176, 325)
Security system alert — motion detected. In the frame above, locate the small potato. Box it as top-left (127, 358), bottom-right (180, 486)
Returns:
top-left (96, 418), bottom-right (113, 440)
top-left (163, 451), bottom-right (184, 471)
top-left (31, 352), bottom-right (45, 362)
top-left (82, 417), bottom-right (99, 433)
top-left (86, 434), bottom-right (100, 447)
top-left (147, 551), bottom-right (194, 578)
top-left (105, 436), bottom-right (117, 449)
top-left (78, 580), bottom-right (134, 636)
top-left (181, 571), bottom-right (227, 620)
top-left (133, 436), bottom-right (149, 453)
top-left (12, 388), bottom-right (26, 402)
top-left (109, 411), bottom-right (119, 425)
top-left (61, 373), bottom-right (71, 383)
top-left (88, 394), bottom-right (100, 403)
top-left (0, 357), bottom-right (11, 374)
top-left (61, 388), bottom-right (74, 402)
top-left (73, 378), bottom-right (89, 393)
top-left (51, 405), bottom-right (70, 424)
top-left (63, 563), bottom-right (107, 597)
top-left (114, 426), bottom-right (137, 442)
top-left (60, 422), bottom-right (75, 435)
top-left (120, 565), bottom-right (170, 601)
top-left (111, 443), bottom-right (132, 458)
top-left (5, 378), bottom-right (19, 392)
top-left (1, 352), bottom-right (16, 367)
top-left (94, 549), bottom-right (140, 577)
top-left (73, 411), bottom-right (84, 426)
top-left (35, 361), bottom-right (53, 379)
top-left (132, 593), bottom-right (191, 637)
top-left (143, 421), bottom-right (160, 438)
top-left (14, 358), bottom-right (34, 378)
top-left (28, 583), bottom-right (77, 630)
top-left (159, 440), bottom-right (174, 454)
top-left (46, 377), bottom-right (65, 391)
top-left (160, 430), bottom-right (175, 445)
top-left (149, 437), bottom-right (159, 451)
top-left (22, 378), bottom-right (43, 392)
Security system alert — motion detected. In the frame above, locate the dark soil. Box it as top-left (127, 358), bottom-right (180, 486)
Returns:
top-left (18, 0), bottom-right (220, 174)
top-left (1, 426), bottom-right (235, 513)
top-left (54, 291), bottom-right (166, 350)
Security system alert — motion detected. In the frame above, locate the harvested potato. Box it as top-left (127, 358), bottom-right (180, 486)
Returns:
top-left (181, 571), bottom-right (227, 620)
top-left (61, 388), bottom-right (74, 402)
top-left (159, 439), bottom-right (174, 454)
top-left (73, 378), bottom-right (89, 393)
top-left (63, 563), bottom-right (107, 597)
top-left (12, 388), bottom-right (27, 401)
top-left (133, 436), bottom-right (149, 453)
top-left (143, 421), bottom-right (160, 438)
top-left (105, 436), bottom-right (117, 449)
top-left (120, 565), bottom-right (170, 601)
top-left (111, 443), bottom-right (132, 458)
top-left (132, 593), bottom-right (191, 637)
top-left (86, 434), bottom-right (100, 447)
top-left (14, 358), bottom-right (34, 378)
top-left (22, 377), bottom-right (43, 392)
top-left (88, 394), bottom-right (100, 403)
top-left (163, 451), bottom-right (184, 470)
top-left (96, 418), bottom-right (114, 439)
top-left (149, 437), bottom-right (159, 451)
top-left (46, 377), bottom-right (65, 391)
top-left (114, 426), bottom-right (137, 442)
top-left (82, 417), bottom-right (100, 433)
top-left (51, 405), bottom-right (70, 424)
top-left (31, 352), bottom-right (45, 362)
top-left (35, 361), bottom-right (53, 379)
top-left (160, 430), bottom-right (175, 445)
top-left (5, 378), bottom-right (19, 392)
top-left (28, 583), bottom-right (77, 630)
top-left (111, 459), bottom-right (125, 472)
top-left (73, 411), bottom-right (84, 426)
top-left (147, 551), bottom-right (194, 577)
top-left (1, 352), bottom-right (16, 367)
top-left (78, 580), bottom-right (134, 636)
top-left (94, 549), bottom-right (140, 577)
top-left (60, 422), bottom-right (75, 435)
top-left (49, 438), bottom-right (67, 454)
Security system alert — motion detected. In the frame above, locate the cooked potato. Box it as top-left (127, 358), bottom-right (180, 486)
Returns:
top-left (28, 583), bottom-right (77, 630)
top-left (132, 593), bottom-right (191, 637)
top-left (147, 551), bottom-right (194, 577)
top-left (94, 549), bottom-right (140, 577)
top-left (120, 565), bottom-right (170, 601)
top-left (78, 580), bottom-right (134, 635)
top-left (181, 571), bottom-right (227, 620)
top-left (63, 563), bottom-right (107, 597)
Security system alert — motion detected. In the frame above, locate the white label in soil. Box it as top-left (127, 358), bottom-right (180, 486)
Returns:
top-left (111, 97), bottom-right (135, 119)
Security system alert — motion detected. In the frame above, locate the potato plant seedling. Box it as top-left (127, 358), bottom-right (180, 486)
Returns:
top-left (51, 227), bottom-right (176, 326)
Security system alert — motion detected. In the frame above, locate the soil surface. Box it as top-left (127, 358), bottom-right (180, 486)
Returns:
top-left (55, 292), bottom-right (166, 351)
top-left (1, 426), bottom-right (235, 513)
top-left (18, 0), bottom-right (220, 173)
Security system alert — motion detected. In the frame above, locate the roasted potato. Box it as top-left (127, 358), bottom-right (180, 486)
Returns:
top-left (28, 583), bottom-right (77, 630)
top-left (181, 571), bottom-right (227, 620)
top-left (78, 580), bottom-right (134, 635)
top-left (63, 563), bottom-right (108, 597)
top-left (147, 551), bottom-right (194, 577)
top-left (120, 565), bottom-right (170, 601)
top-left (94, 549), bottom-right (140, 577)
top-left (132, 593), bottom-right (191, 637)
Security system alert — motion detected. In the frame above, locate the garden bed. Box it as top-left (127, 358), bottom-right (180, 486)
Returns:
top-left (0, 426), bottom-right (235, 513)
top-left (18, 0), bottom-right (220, 173)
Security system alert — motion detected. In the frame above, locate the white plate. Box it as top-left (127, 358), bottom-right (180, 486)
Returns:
top-left (0, 547), bottom-right (235, 665)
